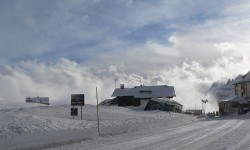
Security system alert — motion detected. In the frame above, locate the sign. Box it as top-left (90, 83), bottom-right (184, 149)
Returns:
top-left (71, 94), bottom-right (84, 106)
top-left (71, 108), bottom-right (78, 116)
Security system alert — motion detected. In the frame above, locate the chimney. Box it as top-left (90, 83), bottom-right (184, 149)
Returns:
top-left (120, 84), bottom-right (124, 89)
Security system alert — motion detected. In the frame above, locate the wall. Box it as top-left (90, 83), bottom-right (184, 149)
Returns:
top-left (247, 82), bottom-right (250, 98)
top-left (219, 101), bottom-right (238, 115)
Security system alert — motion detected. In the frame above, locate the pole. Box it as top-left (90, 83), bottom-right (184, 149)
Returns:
top-left (96, 87), bottom-right (100, 135)
top-left (81, 105), bottom-right (82, 120)
top-left (73, 105), bottom-right (74, 119)
top-left (189, 108), bottom-right (191, 121)
top-left (201, 99), bottom-right (204, 114)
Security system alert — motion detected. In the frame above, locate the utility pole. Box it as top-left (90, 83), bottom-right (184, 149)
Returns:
top-left (96, 87), bottom-right (100, 135)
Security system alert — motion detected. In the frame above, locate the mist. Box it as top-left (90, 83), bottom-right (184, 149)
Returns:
top-left (0, 56), bottom-right (249, 112)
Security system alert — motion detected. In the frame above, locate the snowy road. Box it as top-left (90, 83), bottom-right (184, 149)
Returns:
top-left (48, 118), bottom-right (250, 150)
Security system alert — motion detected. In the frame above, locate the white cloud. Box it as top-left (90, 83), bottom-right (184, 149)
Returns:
top-left (1, 1), bottom-right (250, 111)
top-left (0, 57), bottom-right (249, 112)
top-left (215, 42), bottom-right (235, 54)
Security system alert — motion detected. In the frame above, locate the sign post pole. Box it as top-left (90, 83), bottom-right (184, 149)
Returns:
top-left (73, 105), bottom-right (75, 119)
top-left (96, 87), bottom-right (100, 135)
top-left (81, 105), bottom-right (82, 120)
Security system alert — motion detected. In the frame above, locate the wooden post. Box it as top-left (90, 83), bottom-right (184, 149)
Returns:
top-left (96, 87), bottom-right (100, 135)
top-left (81, 105), bottom-right (82, 120)
top-left (73, 105), bottom-right (74, 119)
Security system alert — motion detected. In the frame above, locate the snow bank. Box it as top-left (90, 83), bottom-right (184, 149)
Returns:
top-left (0, 104), bottom-right (198, 150)
top-left (0, 105), bottom-right (196, 138)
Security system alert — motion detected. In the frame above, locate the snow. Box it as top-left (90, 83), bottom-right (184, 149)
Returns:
top-left (0, 99), bottom-right (46, 109)
top-left (111, 85), bottom-right (176, 98)
top-left (1, 104), bottom-right (250, 150)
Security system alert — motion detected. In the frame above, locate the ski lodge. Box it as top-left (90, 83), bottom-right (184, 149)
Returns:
top-left (108, 84), bottom-right (182, 112)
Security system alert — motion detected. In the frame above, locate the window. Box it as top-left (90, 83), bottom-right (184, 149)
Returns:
top-left (242, 83), bottom-right (246, 95)
top-left (235, 85), bottom-right (238, 96)
top-left (140, 90), bottom-right (152, 94)
top-left (232, 102), bottom-right (238, 108)
top-left (246, 83), bottom-right (248, 96)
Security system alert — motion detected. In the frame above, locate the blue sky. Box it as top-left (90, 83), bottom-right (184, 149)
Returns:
top-left (0, 0), bottom-right (240, 64)
top-left (1, 0), bottom-right (250, 110)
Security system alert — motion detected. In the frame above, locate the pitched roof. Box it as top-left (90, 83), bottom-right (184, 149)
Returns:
top-left (233, 70), bottom-right (250, 84)
top-left (243, 71), bottom-right (250, 82)
top-left (111, 85), bottom-right (176, 98)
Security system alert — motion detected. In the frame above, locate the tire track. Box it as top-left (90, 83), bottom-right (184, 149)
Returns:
top-left (91, 120), bottom-right (220, 150)
top-left (228, 133), bottom-right (250, 150)
top-left (167, 120), bottom-right (245, 150)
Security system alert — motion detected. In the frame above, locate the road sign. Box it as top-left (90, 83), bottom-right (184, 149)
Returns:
top-left (71, 94), bottom-right (84, 106)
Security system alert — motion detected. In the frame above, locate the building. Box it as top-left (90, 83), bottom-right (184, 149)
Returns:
top-left (219, 96), bottom-right (249, 115)
top-left (26, 96), bottom-right (49, 105)
top-left (112, 84), bottom-right (176, 107)
top-left (234, 71), bottom-right (250, 98)
top-left (109, 84), bottom-right (181, 112)
top-left (184, 109), bottom-right (202, 116)
top-left (219, 71), bottom-right (250, 115)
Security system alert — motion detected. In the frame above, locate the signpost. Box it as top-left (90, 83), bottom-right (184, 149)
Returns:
top-left (96, 87), bottom-right (100, 135)
top-left (71, 94), bottom-right (84, 120)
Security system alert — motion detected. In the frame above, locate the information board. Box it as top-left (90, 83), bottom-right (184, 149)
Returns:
top-left (71, 94), bottom-right (84, 106)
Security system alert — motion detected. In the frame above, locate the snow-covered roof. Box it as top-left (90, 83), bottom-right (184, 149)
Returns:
top-left (243, 71), bottom-right (250, 81)
top-left (219, 96), bottom-right (248, 104)
top-left (233, 71), bottom-right (250, 84)
top-left (112, 85), bottom-right (176, 98)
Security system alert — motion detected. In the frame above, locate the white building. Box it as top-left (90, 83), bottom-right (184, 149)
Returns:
top-left (26, 96), bottom-right (49, 105)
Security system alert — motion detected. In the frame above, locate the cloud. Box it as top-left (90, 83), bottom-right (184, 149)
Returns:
top-left (1, 1), bottom-right (250, 111)
top-left (0, 57), bottom-right (249, 112)
top-left (215, 42), bottom-right (235, 54)
top-left (1, 0), bottom-right (247, 62)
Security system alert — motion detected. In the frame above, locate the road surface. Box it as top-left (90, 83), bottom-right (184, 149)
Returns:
top-left (48, 117), bottom-right (250, 150)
